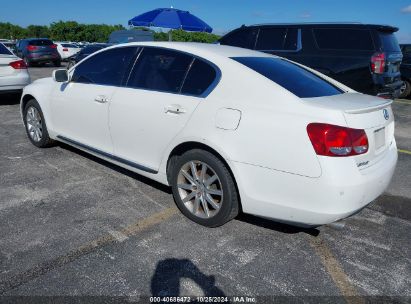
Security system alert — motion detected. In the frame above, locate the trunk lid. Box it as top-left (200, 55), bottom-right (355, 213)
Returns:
top-left (305, 93), bottom-right (395, 170)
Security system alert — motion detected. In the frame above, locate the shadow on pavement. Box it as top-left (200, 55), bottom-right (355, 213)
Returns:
top-left (236, 213), bottom-right (320, 236)
top-left (151, 258), bottom-right (225, 297)
top-left (0, 93), bottom-right (21, 105)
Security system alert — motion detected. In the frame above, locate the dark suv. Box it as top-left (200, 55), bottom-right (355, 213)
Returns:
top-left (16, 38), bottom-right (61, 67)
top-left (399, 44), bottom-right (411, 98)
top-left (220, 23), bottom-right (403, 98)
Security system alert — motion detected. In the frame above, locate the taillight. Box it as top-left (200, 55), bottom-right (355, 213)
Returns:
top-left (63, 48), bottom-right (68, 52)
top-left (371, 52), bottom-right (386, 74)
top-left (307, 123), bottom-right (368, 157)
top-left (26, 45), bottom-right (38, 51)
top-left (50, 44), bottom-right (57, 49)
top-left (9, 60), bottom-right (27, 69)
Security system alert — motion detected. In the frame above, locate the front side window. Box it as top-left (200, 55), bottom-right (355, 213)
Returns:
top-left (181, 58), bottom-right (217, 96)
top-left (127, 47), bottom-right (193, 93)
top-left (71, 47), bottom-right (138, 86)
top-left (313, 28), bottom-right (374, 51)
top-left (232, 57), bottom-right (343, 98)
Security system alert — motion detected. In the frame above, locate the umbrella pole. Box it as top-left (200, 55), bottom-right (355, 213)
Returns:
top-left (168, 30), bottom-right (172, 41)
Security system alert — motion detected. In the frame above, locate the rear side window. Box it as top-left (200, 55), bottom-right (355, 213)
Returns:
top-left (72, 47), bottom-right (138, 86)
top-left (232, 57), bottom-right (343, 98)
top-left (379, 32), bottom-right (401, 52)
top-left (220, 28), bottom-right (258, 49)
top-left (256, 28), bottom-right (286, 50)
top-left (29, 39), bottom-right (53, 46)
top-left (313, 29), bottom-right (374, 51)
top-left (0, 43), bottom-right (12, 55)
top-left (127, 47), bottom-right (193, 94)
top-left (181, 59), bottom-right (217, 96)
top-left (256, 28), bottom-right (299, 51)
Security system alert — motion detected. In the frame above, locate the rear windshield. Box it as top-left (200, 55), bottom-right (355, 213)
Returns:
top-left (232, 57), bottom-right (343, 98)
top-left (29, 39), bottom-right (53, 46)
top-left (0, 43), bottom-right (12, 55)
top-left (62, 43), bottom-right (78, 48)
top-left (379, 32), bottom-right (401, 52)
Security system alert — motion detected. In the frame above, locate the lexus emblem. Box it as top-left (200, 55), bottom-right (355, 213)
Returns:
top-left (383, 109), bottom-right (389, 120)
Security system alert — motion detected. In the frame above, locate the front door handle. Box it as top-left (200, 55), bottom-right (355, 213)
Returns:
top-left (164, 104), bottom-right (186, 114)
top-left (94, 95), bottom-right (109, 103)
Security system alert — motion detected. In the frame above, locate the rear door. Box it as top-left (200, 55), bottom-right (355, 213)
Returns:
top-left (109, 47), bottom-right (218, 172)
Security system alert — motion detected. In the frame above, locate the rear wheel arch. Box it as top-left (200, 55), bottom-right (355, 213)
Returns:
top-left (166, 141), bottom-right (242, 210)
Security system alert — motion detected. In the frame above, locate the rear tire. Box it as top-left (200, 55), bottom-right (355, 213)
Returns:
top-left (399, 80), bottom-right (411, 99)
top-left (170, 149), bottom-right (239, 227)
top-left (53, 60), bottom-right (61, 67)
top-left (23, 99), bottom-right (54, 148)
top-left (23, 57), bottom-right (32, 67)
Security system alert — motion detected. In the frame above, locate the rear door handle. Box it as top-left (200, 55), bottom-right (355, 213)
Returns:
top-left (94, 95), bottom-right (109, 103)
top-left (164, 104), bottom-right (186, 114)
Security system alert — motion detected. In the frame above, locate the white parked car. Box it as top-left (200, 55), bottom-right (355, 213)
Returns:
top-left (0, 43), bottom-right (31, 94)
top-left (55, 43), bottom-right (80, 60)
top-left (20, 42), bottom-right (397, 227)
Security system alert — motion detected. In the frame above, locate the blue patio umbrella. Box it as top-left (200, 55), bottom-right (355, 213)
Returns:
top-left (128, 8), bottom-right (213, 40)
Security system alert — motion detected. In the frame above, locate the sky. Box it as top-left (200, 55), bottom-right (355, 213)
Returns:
top-left (1, 0), bottom-right (411, 42)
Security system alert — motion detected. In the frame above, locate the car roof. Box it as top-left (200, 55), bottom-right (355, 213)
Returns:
top-left (233, 23), bottom-right (399, 32)
top-left (108, 42), bottom-right (274, 60)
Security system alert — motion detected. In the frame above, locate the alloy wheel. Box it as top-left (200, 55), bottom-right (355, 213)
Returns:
top-left (26, 106), bottom-right (43, 142)
top-left (177, 161), bottom-right (223, 219)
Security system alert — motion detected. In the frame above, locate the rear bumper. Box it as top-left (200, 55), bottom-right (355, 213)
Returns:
top-left (375, 80), bottom-right (403, 99)
top-left (233, 139), bottom-right (398, 227)
top-left (0, 73), bottom-right (31, 92)
top-left (27, 53), bottom-right (60, 63)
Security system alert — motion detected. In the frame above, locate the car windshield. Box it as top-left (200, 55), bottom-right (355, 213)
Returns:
top-left (29, 39), bottom-right (53, 46)
top-left (0, 43), bottom-right (12, 55)
top-left (232, 57), bottom-right (343, 98)
top-left (62, 44), bottom-right (78, 48)
top-left (379, 32), bottom-right (401, 52)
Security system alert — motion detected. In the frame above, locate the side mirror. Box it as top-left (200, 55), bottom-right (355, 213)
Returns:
top-left (53, 69), bottom-right (69, 83)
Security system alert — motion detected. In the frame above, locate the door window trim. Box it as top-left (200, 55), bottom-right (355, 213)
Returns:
top-left (124, 46), bottom-right (222, 98)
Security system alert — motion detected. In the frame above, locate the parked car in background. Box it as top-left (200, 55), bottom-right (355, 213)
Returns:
top-left (109, 30), bottom-right (154, 44)
top-left (399, 44), bottom-right (411, 98)
top-left (0, 43), bottom-right (30, 94)
top-left (0, 39), bottom-right (16, 54)
top-left (55, 42), bottom-right (81, 61)
top-left (20, 42), bottom-right (397, 228)
top-left (220, 23), bottom-right (403, 99)
top-left (66, 44), bottom-right (109, 68)
top-left (16, 38), bottom-right (61, 67)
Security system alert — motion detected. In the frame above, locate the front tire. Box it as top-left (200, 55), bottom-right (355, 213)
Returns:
top-left (23, 99), bottom-right (54, 148)
top-left (170, 149), bottom-right (239, 227)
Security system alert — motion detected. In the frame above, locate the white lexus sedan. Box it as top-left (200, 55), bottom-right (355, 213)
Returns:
top-left (20, 42), bottom-right (397, 227)
top-left (55, 43), bottom-right (81, 61)
top-left (0, 43), bottom-right (31, 94)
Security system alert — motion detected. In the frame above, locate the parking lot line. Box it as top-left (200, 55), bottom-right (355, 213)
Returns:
top-left (394, 100), bottom-right (411, 105)
top-left (308, 236), bottom-right (364, 304)
top-left (0, 207), bottom-right (179, 295)
top-left (398, 149), bottom-right (411, 155)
